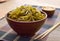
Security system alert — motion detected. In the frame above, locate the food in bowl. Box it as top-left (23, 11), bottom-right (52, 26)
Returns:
top-left (8, 6), bottom-right (45, 21)
top-left (42, 6), bottom-right (55, 18)
top-left (6, 5), bottom-right (47, 37)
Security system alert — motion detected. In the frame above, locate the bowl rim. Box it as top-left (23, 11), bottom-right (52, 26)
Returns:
top-left (42, 6), bottom-right (56, 11)
top-left (6, 11), bottom-right (47, 23)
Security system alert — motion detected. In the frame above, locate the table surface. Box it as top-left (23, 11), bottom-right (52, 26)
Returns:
top-left (0, 0), bottom-right (60, 41)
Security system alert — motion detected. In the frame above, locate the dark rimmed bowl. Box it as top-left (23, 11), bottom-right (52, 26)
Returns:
top-left (42, 6), bottom-right (55, 18)
top-left (6, 11), bottom-right (47, 37)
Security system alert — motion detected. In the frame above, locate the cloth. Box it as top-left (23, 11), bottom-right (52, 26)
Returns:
top-left (0, 5), bottom-right (60, 41)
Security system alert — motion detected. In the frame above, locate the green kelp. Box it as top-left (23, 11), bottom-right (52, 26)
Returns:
top-left (9, 6), bottom-right (45, 22)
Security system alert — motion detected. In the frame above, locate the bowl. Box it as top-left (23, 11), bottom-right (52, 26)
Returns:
top-left (42, 6), bottom-right (55, 18)
top-left (6, 10), bottom-right (47, 37)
